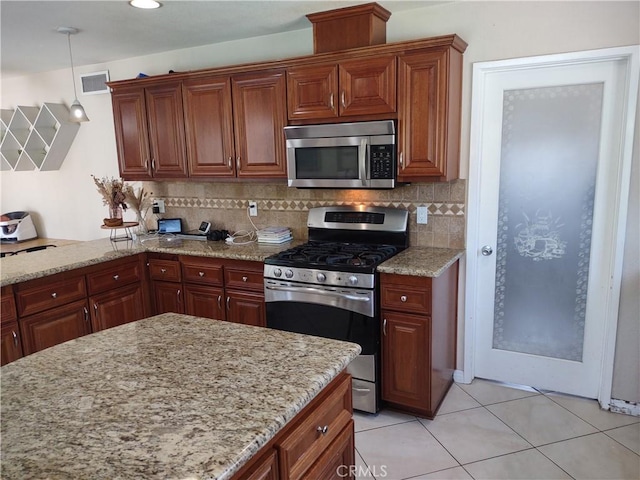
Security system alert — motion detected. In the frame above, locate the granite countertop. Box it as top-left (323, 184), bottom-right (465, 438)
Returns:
top-left (377, 247), bottom-right (464, 277)
top-left (0, 313), bottom-right (361, 480)
top-left (0, 236), bottom-right (462, 286)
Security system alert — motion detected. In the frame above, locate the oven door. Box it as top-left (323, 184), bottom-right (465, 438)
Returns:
top-left (265, 279), bottom-right (380, 413)
top-left (286, 136), bottom-right (370, 189)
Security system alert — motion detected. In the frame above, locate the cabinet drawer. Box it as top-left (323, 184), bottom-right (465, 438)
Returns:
top-left (16, 274), bottom-right (87, 317)
top-left (277, 374), bottom-right (352, 480)
top-left (181, 256), bottom-right (224, 286)
top-left (148, 259), bottom-right (182, 282)
top-left (1, 285), bottom-right (17, 325)
top-left (380, 273), bottom-right (431, 314)
top-left (86, 260), bottom-right (141, 295)
top-left (224, 265), bottom-right (264, 292)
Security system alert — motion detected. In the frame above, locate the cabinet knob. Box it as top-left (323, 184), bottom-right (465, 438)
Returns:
top-left (198, 271), bottom-right (205, 277)
top-left (113, 274), bottom-right (119, 281)
top-left (160, 268), bottom-right (167, 273)
top-left (400, 295), bottom-right (407, 302)
top-left (316, 425), bottom-right (329, 435)
top-left (242, 276), bottom-right (248, 282)
top-left (51, 292), bottom-right (57, 299)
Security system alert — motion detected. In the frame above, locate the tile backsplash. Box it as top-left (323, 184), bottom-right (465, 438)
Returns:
top-left (143, 180), bottom-right (466, 249)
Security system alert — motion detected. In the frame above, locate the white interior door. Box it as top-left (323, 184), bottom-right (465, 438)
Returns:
top-left (466, 47), bottom-right (638, 400)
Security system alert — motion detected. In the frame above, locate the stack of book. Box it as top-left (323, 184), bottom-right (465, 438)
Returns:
top-left (257, 226), bottom-right (293, 244)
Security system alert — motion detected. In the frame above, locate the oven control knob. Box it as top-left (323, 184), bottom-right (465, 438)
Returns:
top-left (348, 275), bottom-right (358, 286)
top-left (273, 268), bottom-right (282, 278)
top-left (285, 269), bottom-right (294, 279)
top-left (316, 273), bottom-right (326, 282)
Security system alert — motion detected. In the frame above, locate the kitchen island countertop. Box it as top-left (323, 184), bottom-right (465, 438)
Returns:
top-left (0, 313), bottom-right (361, 480)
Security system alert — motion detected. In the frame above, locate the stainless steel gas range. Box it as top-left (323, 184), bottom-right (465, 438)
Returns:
top-left (264, 205), bottom-right (409, 413)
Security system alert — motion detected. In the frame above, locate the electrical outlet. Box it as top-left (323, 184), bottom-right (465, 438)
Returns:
top-left (417, 205), bottom-right (428, 224)
top-left (248, 201), bottom-right (258, 217)
top-left (152, 199), bottom-right (165, 214)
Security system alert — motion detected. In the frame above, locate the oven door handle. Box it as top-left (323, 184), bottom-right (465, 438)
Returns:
top-left (265, 284), bottom-right (371, 303)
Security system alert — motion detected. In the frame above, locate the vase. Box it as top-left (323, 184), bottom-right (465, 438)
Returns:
top-left (104, 206), bottom-right (123, 227)
top-left (135, 211), bottom-right (148, 234)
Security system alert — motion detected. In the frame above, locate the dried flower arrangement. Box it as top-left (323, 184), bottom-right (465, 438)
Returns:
top-left (124, 184), bottom-right (153, 233)
top-left (91, 175), bottom-right (128, 226)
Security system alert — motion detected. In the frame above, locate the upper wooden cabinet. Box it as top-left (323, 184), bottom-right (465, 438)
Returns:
top-left (397, 46), bottom-right (463, 182)
top-left (287, 56), bottom-right (396, 120)
top-left (182, 76), bottom-right (236, 178)
top-left (231, 71), bottom-right (288, 178)
top-left (111, 81), bottom-right (188, 180)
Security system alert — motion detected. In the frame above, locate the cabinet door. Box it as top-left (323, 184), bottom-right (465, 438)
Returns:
top-left (153, 281), bottom-right (184, 315)
top-left (183, 76), bottom-right (236, 177)
top-left (90, 283), bottom-right (146, 332)
top-left (397, 48), bottom-right (460, 181)
top-left (301, 420), bottom-right (355, 480)
top-left (232, 71), bottom-right (287, 178)
top-left (238, 449), bottom-right (279, 480)
top-left (226, 290), bottom-right (265, 327)
top-left (381, 310), bottom-right (430, 413)
top-left (20, 299), bottom-right (91, 355)
top-left (287, 64), bottom-right (339, 120)
top-left (184, 284), bottom-right (225, 321)
top-left (1, 322), bottom-right (23, 366)
top-left (339, 56), bottom-right (396, 117)
top-left (111, 87), bottom-right (152, 180)
top-left (145, 81), bottom-right (188, 178)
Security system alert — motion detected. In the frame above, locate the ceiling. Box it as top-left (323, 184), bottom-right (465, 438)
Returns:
top-left (1, 0), bottom-right (439, 79)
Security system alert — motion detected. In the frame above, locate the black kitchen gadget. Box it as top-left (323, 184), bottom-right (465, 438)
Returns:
top-left (157, 218), bottom-right (182, 234)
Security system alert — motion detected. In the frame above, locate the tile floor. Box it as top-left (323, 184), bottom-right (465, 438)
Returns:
top-left (354, 379), bottom-right (640, 480)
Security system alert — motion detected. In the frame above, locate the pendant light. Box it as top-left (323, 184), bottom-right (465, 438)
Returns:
top-left (57, 26), bottom-right (90, 123)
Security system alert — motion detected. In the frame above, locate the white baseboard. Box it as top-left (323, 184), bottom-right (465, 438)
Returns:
top-left (453, 370), bottom-right (468, 384)
top-left (609, 398), bottom-right (640, 417)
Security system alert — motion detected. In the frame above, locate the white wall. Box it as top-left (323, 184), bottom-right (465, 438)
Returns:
top-left (2, 1), bottom-right (638, 401)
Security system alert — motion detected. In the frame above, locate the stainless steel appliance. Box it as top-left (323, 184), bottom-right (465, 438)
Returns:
top-left (264, 205), bottom-right (409, 413)
top-left (285, 120), bottom-right (397, 189)
top-left (0, 211), bottom-right (37, 243)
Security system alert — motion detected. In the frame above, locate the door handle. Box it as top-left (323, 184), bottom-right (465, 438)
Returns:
top-left (481, 245), bottom-right (494, 256)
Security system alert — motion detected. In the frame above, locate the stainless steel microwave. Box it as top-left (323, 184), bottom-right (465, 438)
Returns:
top-left (284, 120), bottom-right (397, 189)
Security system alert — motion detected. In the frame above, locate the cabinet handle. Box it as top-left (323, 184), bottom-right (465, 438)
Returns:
top-left (12, 330), bottom-right (18, 347)
top-left (341, 91), bottom-right (346, 108)
top-left (329, 93), bottom-right (334, 109)
top-left (51, 292), bottom-right (57, 299)
top-left (400, 295), bottom-right (407, 303)
top-left (83, 306), bottom-right (89, 323)
top-left (144, 159), bottom-right (149, 170)
top-left (242, 276), bottom-right (248, 282)
top-left (177, 289), bottom-right (181, 304)
top-left (93, 303), bottom-right (99, 320)
top-left (217, 295), bottom-right (222, 310)
top-left (316, 425), bottom-right (329, 435)
top-left (226, 296), bottom-right (230, 311)
top-left (151, 158), bottom-right (156, 171)
top-left (113, 274), bottom-right (119, 281)
top-left (236, 156), bottom-right (241, 171)
top-left (383, 318), bottom-right (387, 336)
top-left (227, 157), bottom-right (232, 169)
top-left (399, 152), bottom-right (404, 170)
top-left (160, 268), bottom-right (167, 274)
top-left (198, 271), bottom-right (205, 277)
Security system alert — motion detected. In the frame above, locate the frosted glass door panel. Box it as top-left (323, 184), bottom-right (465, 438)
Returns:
top-left (494, 84), bottom-right (603, 361)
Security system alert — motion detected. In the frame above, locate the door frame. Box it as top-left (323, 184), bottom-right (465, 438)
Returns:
top-left (463, 46), bottom-right (639, 408)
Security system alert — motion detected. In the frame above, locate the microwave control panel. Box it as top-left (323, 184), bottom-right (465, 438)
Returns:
top-left (369, 144), bottom-right (395, 179)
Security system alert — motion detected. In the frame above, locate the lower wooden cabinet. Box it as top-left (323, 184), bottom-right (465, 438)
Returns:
top-left (90, 283), bottom-right (147, 332)
top-left (226, 290), bottom-right (265, 327)
top-left (19, 299), bottom-right (91, 355)
top-left (184, 284), bottom-right (225, 320)
top-left (232, 373), bottom-right (354, 480)
top-left (381, 310), bottom-right (430, 410)
top-left (380, 261), bottom-right (458, 418)
top-left (152, 281), bottom-right (184, 314)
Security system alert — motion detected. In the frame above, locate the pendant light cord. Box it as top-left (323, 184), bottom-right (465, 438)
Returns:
top-left (66, 32), bottom-right (79, 99)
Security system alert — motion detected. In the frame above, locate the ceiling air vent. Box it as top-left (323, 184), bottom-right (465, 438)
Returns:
top-left (80, 71), bottom-right (110, 95)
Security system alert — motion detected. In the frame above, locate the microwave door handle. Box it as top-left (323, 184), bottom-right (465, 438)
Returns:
top-left (360, 139), bottom-right (368, 187)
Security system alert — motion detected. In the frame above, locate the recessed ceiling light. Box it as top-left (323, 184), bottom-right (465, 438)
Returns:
top-left (129, 0), bottom-right (162, 9)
